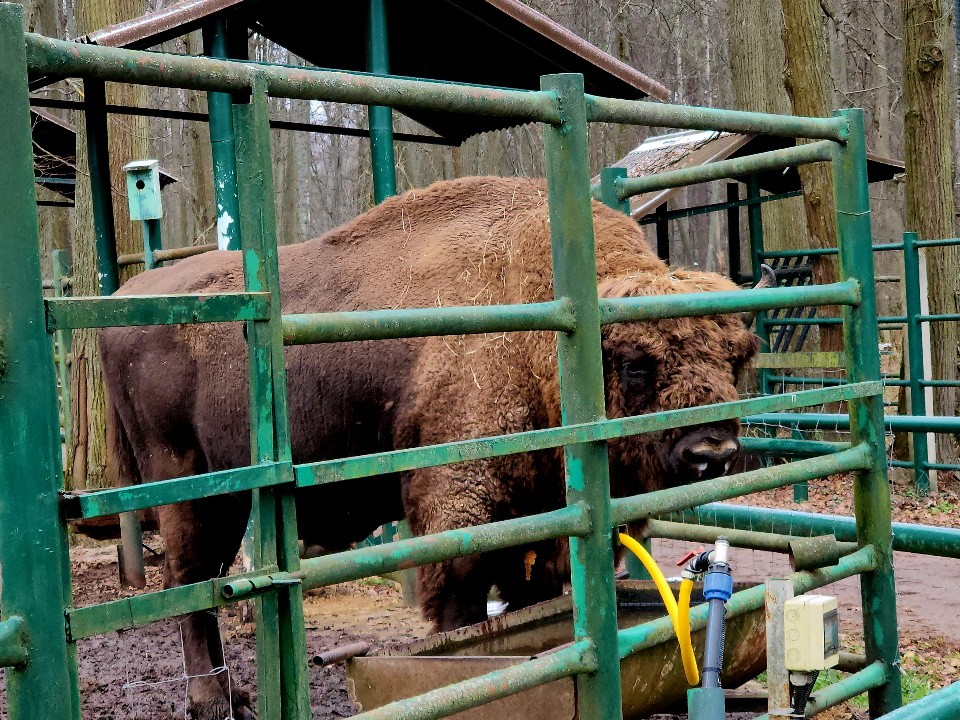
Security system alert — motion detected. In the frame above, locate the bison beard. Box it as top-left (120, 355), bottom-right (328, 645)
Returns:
top-left (99, 176), bottom-right (759, 719)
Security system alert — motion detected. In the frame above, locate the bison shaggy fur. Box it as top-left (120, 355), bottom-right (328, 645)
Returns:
top-left (99, 176), bottom-right (758, 719)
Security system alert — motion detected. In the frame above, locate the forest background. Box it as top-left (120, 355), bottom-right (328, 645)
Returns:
top-left (19, 0), bottom-right (960, 488)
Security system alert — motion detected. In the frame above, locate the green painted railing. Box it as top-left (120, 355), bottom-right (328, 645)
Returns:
top-left (0, 6), bottom-right (918, 719)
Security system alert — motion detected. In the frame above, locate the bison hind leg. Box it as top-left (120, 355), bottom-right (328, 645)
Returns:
top-left (418, 555), bottom-right (492, 633)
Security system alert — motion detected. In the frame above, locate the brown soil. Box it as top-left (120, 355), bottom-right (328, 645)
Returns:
top-left (1, 537), bottom-right (432, 719)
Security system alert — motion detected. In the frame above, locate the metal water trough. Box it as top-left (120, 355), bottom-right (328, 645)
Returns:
top-left (346, 581), bottom-right (765, 718)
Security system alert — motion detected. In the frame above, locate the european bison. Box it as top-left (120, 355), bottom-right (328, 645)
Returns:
top-left (100, 176), bottom-right (761, 719)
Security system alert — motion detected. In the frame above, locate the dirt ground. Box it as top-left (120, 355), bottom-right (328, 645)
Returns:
top-left (0, 472), bottom-right (957, 719)
top-left (0, 540), bottom-right (433, 719)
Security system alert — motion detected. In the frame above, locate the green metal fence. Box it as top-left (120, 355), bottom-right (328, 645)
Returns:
top-left (598, 155), bottom-right (960, 498)
top-left (0, 3), bottom-right (910, 717)
top-left (749, 234), bottom-right (960, 496)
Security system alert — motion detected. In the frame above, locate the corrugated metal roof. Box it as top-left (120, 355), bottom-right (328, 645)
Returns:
top-left (594, 130), bottom-right (903, 219)
top-left (64, 0), bottom-right (669, 142)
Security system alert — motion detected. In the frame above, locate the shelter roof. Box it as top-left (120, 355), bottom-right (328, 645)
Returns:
top-left (31, 108), bottom-right (177, 201)
top-left (600, 130), bottom-right (903, 219)
top-left (65, 0), bottom-right (669, 142)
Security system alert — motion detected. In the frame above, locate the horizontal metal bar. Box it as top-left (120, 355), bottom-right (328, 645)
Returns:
top-left (599, 280), bottom-right (860, 325)
top-left (295, 382), bottom-right (881, 486)
top-left (739, 437), bottom-right (851, 456)
top-left (754, 351), bottom-right (844, 369)
top-left (915, 237), bottom-right (960, 248)
top-left (117, 243), bottom-right (218, 267)
top-left (45, 292), bottom-right (270, 330)
top-left (752, 662), bottom-right (888, 719)
top-left (666, 503), bottom-right (960, 558)
top-left (65, 564), bottom-right (279, 640)
top-left (924, 461), bottom-right (960, 471)
top-left (779, 376), bottom-right (911, 389)
top-left (919, 379), bottom-right (960, 388)
top-left (616, 141), bottom-right (837, 199)
top-left (919, 313), bottom-right (960, 323)
top-left (34, 176), bottom-right (74, 186)
top-left (745, 412), bottom-right (960, 434)
top-left (759, 242), bottom-right (904, 259)
top-left (294, 505), bottom-right (590, 590)
top-left (25, 34), bottom-right (560, 123)
top-left (282, 299), bottom-right (576, 345)
top-left (223, 503), bottom-right (590, 599)
top-left (644, 519), bottom-right (857, 555)
top-left (851, 677), bottom-right (960, 719)
top-left (0, 616), bottom-right (28, 668)
top-left (765, 315), bottom-right (906, 326)
top-left (61, 462), bottom-right (292, 519)
top-left (350, 642), bottom-right (597, 720)
top-left (584, 96), bottom-right (849, 141)
top-left (30, 97), bottom-right (456, 145)
top-left (610, 444), bottom-right (872, 526)
top-left (805, 663), bottom-right (888, 717)
top-left (636, 189), bottom-right (803, 224)
top-left (761, 247), bottom-right (839, 258)
top-left (617, 545), bottom-right (876, 659)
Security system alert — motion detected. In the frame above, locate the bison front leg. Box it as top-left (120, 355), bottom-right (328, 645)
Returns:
top-left (404, 466), bottom-right (497, 633)
top-left (159, 494), bottom-right (253, 720)
top-left (490, 539), bottom-right (565, 614)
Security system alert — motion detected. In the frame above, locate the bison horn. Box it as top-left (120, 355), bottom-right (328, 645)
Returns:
top-left (740, 264), bottom-right (777, 327)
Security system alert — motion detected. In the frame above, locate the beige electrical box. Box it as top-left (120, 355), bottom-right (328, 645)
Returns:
top-left (784, 595), bottom-right (840, 671)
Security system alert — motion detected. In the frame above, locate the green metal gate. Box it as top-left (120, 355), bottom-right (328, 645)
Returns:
top-left (0, 3), bottom-right (902, 717)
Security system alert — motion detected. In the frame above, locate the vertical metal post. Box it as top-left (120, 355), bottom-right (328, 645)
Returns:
top-left (367, 0), bottom-right (397, 203)
top-left (84, 78), bottom-right (120, 295)
top-left (0, 5), bottom-right (80, 718)
top-left (747, 174), bottom-right (772, 396)
top-left (395, 519), bottom-right (418, 606)
top-left (655, 202), bottom-right (670, 264)
top-left (902, 232), bottom-right (931, 495)
top-left (52, 248), bottom-right (73, 447)
top-left (727, 183), bottom-right (741, 281)
top-left (141, 218), bottom-right (162, 270)
top-left (791, 428), bottom-right (809, 502)
top-left (203, 18), bottom-right (242, 251)
top-left (599, 167), bottom-right (630, 214)
top-left (832, 108), bottom-right (901, 716)
top-left (233, 75), bottom-right (310, 720)
top-left (541, 73), bottom-right (621, 720)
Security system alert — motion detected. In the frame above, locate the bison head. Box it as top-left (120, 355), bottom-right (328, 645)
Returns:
top-left (600, 266), bottom-right (772, 495)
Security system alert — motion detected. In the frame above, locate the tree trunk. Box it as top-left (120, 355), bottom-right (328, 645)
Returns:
top-left (728, 0), bottom-right (808, 253)
top-left (780, 0), bottom-right (842, 351)
top-left (69, 0), bottom-right (148, 490)
top-left (902, 0), bottom-right (959, 463)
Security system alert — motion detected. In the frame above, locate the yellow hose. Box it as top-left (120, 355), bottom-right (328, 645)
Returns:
top-left (677, 578), bottom-right (700, 686)
top-left (618, 533), bottom-right (700, 686)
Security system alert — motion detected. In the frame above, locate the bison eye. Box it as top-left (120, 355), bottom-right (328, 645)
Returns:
top-left (619, 357), bottom-right (655, 386)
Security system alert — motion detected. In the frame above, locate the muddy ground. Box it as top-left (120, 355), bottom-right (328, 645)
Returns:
top-left (0, 472), bottom-right (957, 719)
top-left (1, 540), bottom-right (433, 719)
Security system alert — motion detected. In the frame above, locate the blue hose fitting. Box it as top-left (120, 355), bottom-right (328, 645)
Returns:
top-left (703, 566), bottom-right (733, 602)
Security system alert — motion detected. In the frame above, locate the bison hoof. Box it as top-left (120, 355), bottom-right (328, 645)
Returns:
top-left (188, 688), bottom-right (255, 720)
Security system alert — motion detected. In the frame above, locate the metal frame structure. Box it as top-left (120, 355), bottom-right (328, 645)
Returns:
top-left (0, 3), bottom-right (924, 716)
top-left (749, 235), bottom-right (960, 495)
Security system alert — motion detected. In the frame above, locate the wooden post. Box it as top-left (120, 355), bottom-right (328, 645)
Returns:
top-left (766, 577), bottom-right (795, 720)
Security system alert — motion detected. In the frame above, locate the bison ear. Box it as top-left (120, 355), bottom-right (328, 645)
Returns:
top-left (739, 264), bottom-right (777, 327)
